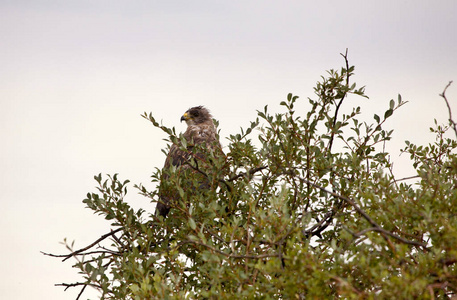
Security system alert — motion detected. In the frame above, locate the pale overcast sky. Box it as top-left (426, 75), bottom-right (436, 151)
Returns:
top-left (1, 1), bottom-right (456, 299)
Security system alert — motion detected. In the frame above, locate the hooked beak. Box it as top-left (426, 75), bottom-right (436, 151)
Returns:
top-left (180, 112), bottom-right (189, 122)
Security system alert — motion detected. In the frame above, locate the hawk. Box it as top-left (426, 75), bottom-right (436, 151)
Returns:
top-left (156, 106), bottom-right (224, 218)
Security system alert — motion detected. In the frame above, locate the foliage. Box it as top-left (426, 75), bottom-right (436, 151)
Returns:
top-left (44, 53), bottom-right (457, 299)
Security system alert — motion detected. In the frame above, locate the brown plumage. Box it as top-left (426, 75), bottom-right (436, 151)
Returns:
top-left (156, 106), bottom-right (224, 218)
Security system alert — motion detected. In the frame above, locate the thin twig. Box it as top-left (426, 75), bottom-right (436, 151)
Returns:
top-left (327, 48), bottom-right (350, 154)
top-left (440, 81), bottom-right (456, 139)
top-left (76, 284), bottom-right (87, 300)
top-left (41, 227), bottom-right (123, 261)
top-left (55, 281), bottom-right (98, 290)
top-left (395, 175), bottom-right (421, 182)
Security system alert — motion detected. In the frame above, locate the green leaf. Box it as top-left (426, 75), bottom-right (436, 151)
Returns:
top-left (384, 109), bottom-right (393, 119)
top-left (188, 218), bottom-right (196, 230)
top-left (374, 114), bottom-right (380, 123)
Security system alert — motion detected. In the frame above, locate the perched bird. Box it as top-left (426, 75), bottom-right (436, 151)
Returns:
top-left (156, 106), bottom-right (224, 218)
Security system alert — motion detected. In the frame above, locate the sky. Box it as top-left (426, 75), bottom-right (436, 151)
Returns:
top-left (1, 1), bottom-right (456, 299)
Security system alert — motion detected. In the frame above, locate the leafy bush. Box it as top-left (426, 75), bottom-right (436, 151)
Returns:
top-left (44, 52), bottom-right (457, 299)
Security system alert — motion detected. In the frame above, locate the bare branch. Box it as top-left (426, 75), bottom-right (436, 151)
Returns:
top-left (440, 81), bottom-right (456, 139)
top-left (55, 282), bottom-right (102, 300)
top-left (76, 284), bottom-right (87, 300)
top-left (55, 281), bottom-right (94, 290)
top-left (41, 227), bottom-right (123, 261)
top-left (395, 175), bottom-right (421, 182)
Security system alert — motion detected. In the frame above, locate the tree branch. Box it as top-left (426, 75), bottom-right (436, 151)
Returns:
top-left (352, 227), bottom-right (427, 247)
top-left (227, 166), bottom-right (267, 182)
top-left (303, 206), bottom-right (339, 238)
top-left (178, 239), bottom-right (279, 259)
top-left (301, 178), bottom-right (428, 249)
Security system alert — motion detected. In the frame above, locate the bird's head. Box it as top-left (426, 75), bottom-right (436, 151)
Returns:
top-left (180, 106), bottom-right (212, 125)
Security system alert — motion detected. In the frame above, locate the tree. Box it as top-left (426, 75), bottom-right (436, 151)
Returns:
top-left (43, 52), bottom-right (457, 299)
